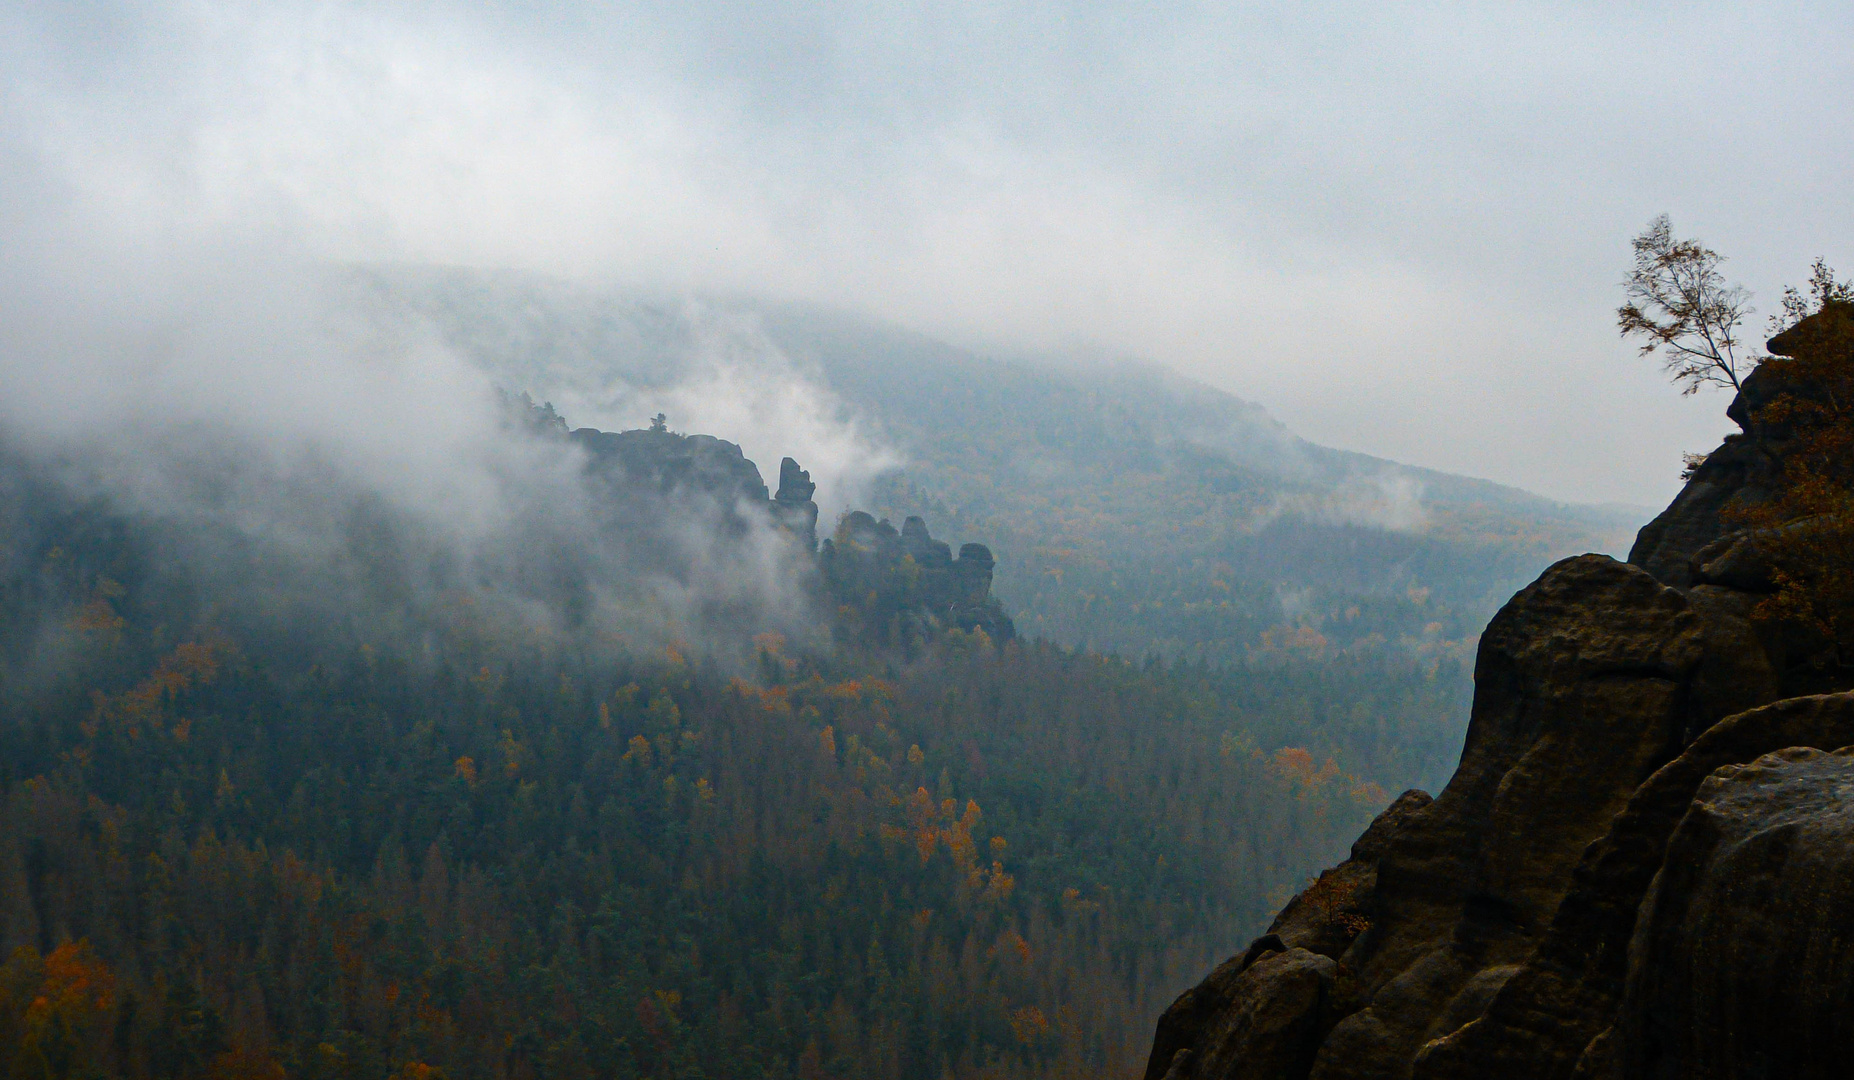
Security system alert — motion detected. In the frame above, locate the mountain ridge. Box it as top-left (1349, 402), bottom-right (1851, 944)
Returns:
top-left (351, 264), bottom-right (1648, 689)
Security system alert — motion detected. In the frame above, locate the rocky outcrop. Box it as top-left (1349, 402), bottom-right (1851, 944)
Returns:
top-left (1149, 792), bottom-right (1431, 1080)
top-left (1629, 302), bottom-right (1854, 588)
top-left (1413, 692), bottom-right (1854, 1080)
top-left (1626, 368), bottom-right (1785, 588)
top-left (1596, 743), bottom-right (1854, 1080)
top-left (774, 457), bottom-right (821, 551)
top-left (538, 404), bottom-right (1013, 647)
top-left (1148, 948), bottom-right (1354, 1080)
top-left (572, 426), bottom-right (774, 534)
top-left (1273, 555), bottom-right (1783, 1080)
top-left (820, 512), bottom-right (1016, 643)
top-left (1149, 308), bottom-right (1854, 1080)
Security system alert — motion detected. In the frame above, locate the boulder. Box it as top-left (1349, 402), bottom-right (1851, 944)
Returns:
top-left (1601, 744), bottom-right (1854, 1079)
top-left (1147, 948), bottom-right (1354, 1080)
top-left (1411, 692), bottom-right (1854, 1080)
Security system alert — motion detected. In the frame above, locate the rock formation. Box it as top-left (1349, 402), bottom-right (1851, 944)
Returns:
top-left (1600, 742), bottom-right (1854, 1080)
top-left (774, 456), bottom-right (821, 551)
top-left (572, 425), bottom-right (775, 535)
top-left (1147, 309), bottom-right (1854, 1080)
top-left (516, 398), bottom-right (1013, 646)
top-left (820, 511), bottom-right (1016, 643)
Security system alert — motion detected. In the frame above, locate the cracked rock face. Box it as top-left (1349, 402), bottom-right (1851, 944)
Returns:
top-left (1602, 745), bottom-right (1854, 1080)
top-left (1147, 326), bottom-right (1854, 1080)
top-left (1414, 692), bottom-right (1854, 1080)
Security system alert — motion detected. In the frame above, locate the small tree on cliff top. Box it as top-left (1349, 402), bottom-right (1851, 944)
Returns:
top-left (1618, 214), bottom-right (1757, 393)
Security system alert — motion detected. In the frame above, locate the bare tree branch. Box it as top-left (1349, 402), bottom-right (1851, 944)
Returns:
top-left (1618, 214), bottom-right (1755, 394)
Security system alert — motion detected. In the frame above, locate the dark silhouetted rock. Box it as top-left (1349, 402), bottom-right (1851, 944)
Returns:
top-left (953, 542), bottom-right (994, 602)
top-left (1632, 302), bottom-right (1854, 588)
top-left (901, 515), bottom-right (952, 567)
top-left (1765, 298), bottom-right (1854, 362)
top-left (1601, 743), bottom-right (1854, 1080)
top-left (1304, 556), bottom-right (1779, 1080)
top-left (1261, 790), bottom-right (1433, 966)
top-left (1412, 692), bottom-right (1854, 1080)
top-left (820, 513), bottom-right (1015, 645)
top-left (773, 456), bottom-right (820, 551)
top-left (511, 400), bottom-right (1015, 648)
top-left (518, 403), bottom-right (1015, 649)
top-left (572, 427), bottom-right (770, 527)
top-left (1148, 948), bottom-right (1354, 1080)
top-left (1628, 380), bottom-right (1780, 588)
top-left (1149, 552), bottom-right (1796, 1078)
top-left (1149, 317), bottom-right (1854, 1080)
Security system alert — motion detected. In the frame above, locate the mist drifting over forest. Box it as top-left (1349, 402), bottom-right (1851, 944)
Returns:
top-left (2, 3), bottom-right (1851, 1079)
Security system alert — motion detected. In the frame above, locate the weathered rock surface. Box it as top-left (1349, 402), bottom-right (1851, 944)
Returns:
top-left (1627, 420), bottom-right (1778, 589)
top-left (510, 396), bottom-right (1013, 647)
top-left (1602, 744), bottom-right (1854, 1079)
top-left (1148, 306), bottom-right (1854, 1080)
top-left (1630, 305), bottom-right (1854, 588)
top-left (774, 456), bottom-right (821, 551)
top-left (573, 426), bottom-right (772, 513)
top-left (1301, 556), bottom-right (1780, 1080)
top-left (1413, 692), bottom-right (1854, 1080)
top-left (1147, 791), bottom-right (1430, 1080)
top-left (1148, 948), bottom-right (1353, 1080)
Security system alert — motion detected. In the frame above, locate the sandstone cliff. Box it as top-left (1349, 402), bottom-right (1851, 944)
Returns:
top-left (819, 510), bottom-right (1016, 644)
top-left (1147, 311), bottom-right (1854, 1080)
top-left (548, 405), bottom-right (1013, 646)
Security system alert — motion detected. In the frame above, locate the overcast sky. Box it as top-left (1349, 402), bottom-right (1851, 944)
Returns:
top-left (3, 1), bottom-right (1849, 506)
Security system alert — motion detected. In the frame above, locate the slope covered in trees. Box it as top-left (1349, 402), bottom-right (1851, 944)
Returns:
top-left (350, 266), bottom-right (1644, 791)
top-left (0, 415), bottom-right (1461, 1079)
top-left (0, 267), bottom-right (1617, 1077)
top-left (762, 306), bottom-right (1644, 666)
top-left (348, 266), bottom-right (1645, 670)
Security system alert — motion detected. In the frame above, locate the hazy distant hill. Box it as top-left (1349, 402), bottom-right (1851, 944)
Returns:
top-left (348, 264), bottom-right (1650, 669)
top-left (0, 268), bottom-right (1650, 1080)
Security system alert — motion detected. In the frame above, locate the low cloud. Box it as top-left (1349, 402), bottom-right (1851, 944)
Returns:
top-left (1317, 472), bottom-right (1429, 534)
top-left (3, 0), bottom-right (1847, 522)
top-left (347, 267), bottom-right (899, 521)
top-left (0, 227), bottom-right (840, 666)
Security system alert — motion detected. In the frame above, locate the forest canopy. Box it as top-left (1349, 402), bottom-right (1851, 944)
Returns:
top-left (0, 427), bottom-right (1454, 1079)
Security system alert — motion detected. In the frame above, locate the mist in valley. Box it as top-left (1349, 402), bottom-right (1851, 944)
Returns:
top-left (0, 3), bottom-right (1848, 1078)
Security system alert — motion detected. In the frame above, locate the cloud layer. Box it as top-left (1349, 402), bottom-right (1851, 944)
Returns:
top-left (2, 0), bottom-right (1849, 505)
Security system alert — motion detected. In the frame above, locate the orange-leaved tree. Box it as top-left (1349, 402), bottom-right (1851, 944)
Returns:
top-left (0, 941), bottom-right (117, 1080)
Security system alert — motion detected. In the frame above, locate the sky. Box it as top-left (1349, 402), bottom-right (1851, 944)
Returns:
top-left (2, 0), bottom-right (1849, 506)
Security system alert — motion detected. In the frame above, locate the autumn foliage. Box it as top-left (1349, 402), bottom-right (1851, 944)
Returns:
top-left (0, 483), bottom-right (1433, 1079)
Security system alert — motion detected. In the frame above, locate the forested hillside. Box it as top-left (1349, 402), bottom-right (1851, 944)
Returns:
top-left (350, 265), bottom-right (1639, 792)
top-left (0, 268), bottom-right (1610, 1078)
top-left (0, 454), bottom-right (1424, 1079)
top-left (763, 306), bottom-right (1645, 664)
top-left (359, 266), bottom-right (1644, 671)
